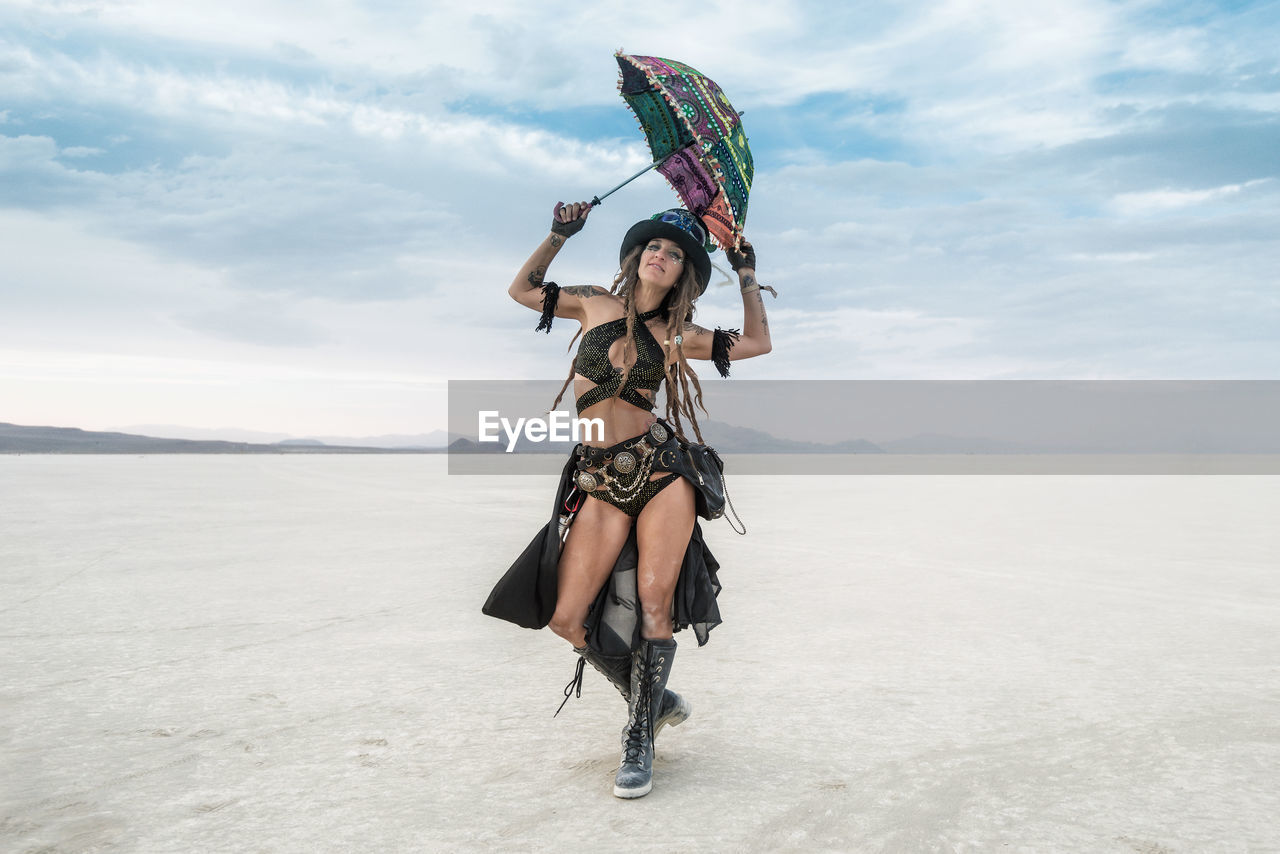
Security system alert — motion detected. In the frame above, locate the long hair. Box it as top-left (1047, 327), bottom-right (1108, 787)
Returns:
top-left (550, 245), bottom-right (711, 443)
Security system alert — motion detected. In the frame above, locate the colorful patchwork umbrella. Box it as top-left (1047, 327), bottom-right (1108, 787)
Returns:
top-left (591, 52), bottom-right (753, 251)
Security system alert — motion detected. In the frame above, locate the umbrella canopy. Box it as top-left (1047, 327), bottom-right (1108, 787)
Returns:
top-left (615, 52), bottom-right (753, 251)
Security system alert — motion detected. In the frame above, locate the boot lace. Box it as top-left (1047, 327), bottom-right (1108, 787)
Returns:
top-left (554, 655), bottom-right (585, 718)
top-left (621, 652), bottom-right (662, 762)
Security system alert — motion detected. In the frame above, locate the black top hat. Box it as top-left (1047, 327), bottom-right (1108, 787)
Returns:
top-left (619, 209), bottom-right (714, 295)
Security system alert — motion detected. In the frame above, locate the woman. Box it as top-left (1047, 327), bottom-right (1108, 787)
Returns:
top-left (498, 200), bottom-right (772, 799)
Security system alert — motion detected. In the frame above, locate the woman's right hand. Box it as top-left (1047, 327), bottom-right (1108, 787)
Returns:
top-left (551, 201), bottom-right (592, 237)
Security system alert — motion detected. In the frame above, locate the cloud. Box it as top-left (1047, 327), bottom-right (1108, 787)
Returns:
top-left (1027, 104), bottom-right (1280, 192)
top-left (3, 1), bottom-right (1280, 435)
top-left (0, 134), bottom-right (112, 204)
top-left (1109, 179), bottom-right (1269, 216)
top-left (1, 35), bottom-right (642, 172)
top-left (176, 297), bottom-right (329, 347)
top-left (767, 304), bottom-right (988, 374)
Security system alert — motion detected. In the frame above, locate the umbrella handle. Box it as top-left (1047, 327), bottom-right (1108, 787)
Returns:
top-left (590, 155), bottom-right (669, 207)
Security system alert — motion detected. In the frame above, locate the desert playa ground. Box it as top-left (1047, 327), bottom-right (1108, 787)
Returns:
top-left (2, 456), bottom-right (1277, 852)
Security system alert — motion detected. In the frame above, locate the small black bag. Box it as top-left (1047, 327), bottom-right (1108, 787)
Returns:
top-left (681, 442), bottom-right (725, 520)
top-left (674, 440), bottom-right (745, 534)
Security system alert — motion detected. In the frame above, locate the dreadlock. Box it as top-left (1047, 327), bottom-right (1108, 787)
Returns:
top-left (549, 245), bottom-right (712, 444)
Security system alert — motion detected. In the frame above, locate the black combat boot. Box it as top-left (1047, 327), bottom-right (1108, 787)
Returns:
top-left (564, 645), bottom-right (691, 737)
top-left (613, 637), bottom-right (677, 799)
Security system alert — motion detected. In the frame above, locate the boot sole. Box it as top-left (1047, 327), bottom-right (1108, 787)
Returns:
top-left (613, 780), bottom-right (652, 798)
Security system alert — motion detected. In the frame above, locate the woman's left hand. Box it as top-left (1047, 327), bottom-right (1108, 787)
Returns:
top-left (726, 239), bottom-right (756, 273)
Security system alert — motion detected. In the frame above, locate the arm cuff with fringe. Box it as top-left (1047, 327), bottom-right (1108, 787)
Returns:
top-left (535, 282), bottom-right (560, 333)
top-left (712, 327), bottom-right (741, 378)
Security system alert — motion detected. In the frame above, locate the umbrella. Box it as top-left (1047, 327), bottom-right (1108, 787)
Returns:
top-left (591, 52), bottom-right (753, 251)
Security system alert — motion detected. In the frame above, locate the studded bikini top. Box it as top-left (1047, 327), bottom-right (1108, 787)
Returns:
top-left (573, 306), bottom-right (666, 414)
top-left (533, 282), bottom-right (742, 411)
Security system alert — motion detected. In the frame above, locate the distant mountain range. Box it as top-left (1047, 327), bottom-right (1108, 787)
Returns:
top-left (114, 424), bottom-right (450, 449)
top-left (5, 420), bottom-right (895, 455)
top-left (8, 420), bottom-right (1261, 455)
top-left (0, 423), bottom-right (430, 454)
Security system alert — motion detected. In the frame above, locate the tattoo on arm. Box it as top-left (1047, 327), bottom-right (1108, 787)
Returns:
top-left (549, 235), bottom-right (563, 248)
top-left (561, 285), bottom-right (601, 298)
top-left (527, 265), bottom-right (546, 287)
top-left (741, 279), bottom-right (767, 328)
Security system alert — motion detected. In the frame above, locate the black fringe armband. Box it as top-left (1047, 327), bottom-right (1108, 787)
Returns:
top-left (535, 282), bottom-right (560, 333)
top-left (712, 327), bottom-right (741, 378)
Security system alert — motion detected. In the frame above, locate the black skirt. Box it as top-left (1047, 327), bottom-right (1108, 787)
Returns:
top-left (482, 448), bottom-right (723, 657)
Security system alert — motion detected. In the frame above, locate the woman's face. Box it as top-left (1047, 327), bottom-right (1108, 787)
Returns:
top-left (637, 237), bottom-right (685, 290)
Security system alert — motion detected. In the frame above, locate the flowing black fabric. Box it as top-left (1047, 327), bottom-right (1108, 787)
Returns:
top-left (482, 445), bottom-right (723, 652)
top-left (583, 519), bottom-right (721, 660)
top-left (481, 452), bottom-right (575, 629)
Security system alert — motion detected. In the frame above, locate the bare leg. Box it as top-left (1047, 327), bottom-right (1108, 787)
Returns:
top-left (548, 494), bottom-right (632, 648)
top-left (634, 475), bottom-right (696, 640)
top-left (615, 476), bottom-right (695, 800)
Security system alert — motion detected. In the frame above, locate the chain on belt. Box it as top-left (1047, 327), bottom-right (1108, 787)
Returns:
top-left (573, 421), bottom-right (671, 501)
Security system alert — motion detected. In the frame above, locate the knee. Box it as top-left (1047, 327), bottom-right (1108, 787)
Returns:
top-left (639, 596), bottom-right (670, 621)
top-left (637, 573), bottom-right (675, 615)
top-left (639, 598), bottom-right (673, 635)
top-left (548, 610), bottom-right (584, 644)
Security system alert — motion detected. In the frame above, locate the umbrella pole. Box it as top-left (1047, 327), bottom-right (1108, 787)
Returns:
top-left (590, 155), bottom-right (669, 207)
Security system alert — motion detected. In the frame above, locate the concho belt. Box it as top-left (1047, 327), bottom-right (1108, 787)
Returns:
top-left (574, 421), bottom-right (670, 493)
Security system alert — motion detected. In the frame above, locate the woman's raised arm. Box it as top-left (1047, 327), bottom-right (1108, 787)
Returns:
top-left (727, 240), bottom-right (772, 359)
top-left (508, 202), bottom-right (606, 328)
top-left (677, 239), bottom-right (772, 368)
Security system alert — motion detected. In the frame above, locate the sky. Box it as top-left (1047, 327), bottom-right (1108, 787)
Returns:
top-left (2, 0), bottom-right (1277, 439)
